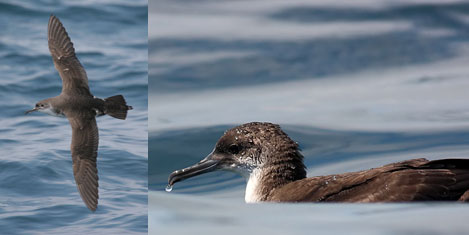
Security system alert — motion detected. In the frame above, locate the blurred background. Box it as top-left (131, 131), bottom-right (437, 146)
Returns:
top-left (0, 0), bottom-right (148, 234)
top-left (149, 0), bottom-right (469, 234)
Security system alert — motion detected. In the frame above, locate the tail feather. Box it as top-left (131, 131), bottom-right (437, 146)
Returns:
top-left (422, 159), bottom-right (469, 202)
top-left (104, 95), bottom-right (132, 120)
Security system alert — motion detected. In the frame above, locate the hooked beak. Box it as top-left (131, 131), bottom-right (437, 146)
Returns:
top-left (25, 108), bottom-right (38, 114)
top-left (168, 153), bottom-right (220, 187)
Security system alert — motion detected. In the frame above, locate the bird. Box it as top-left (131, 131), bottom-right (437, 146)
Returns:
top-left (167, 122), bottom-right (469, 202)
top-left (26, 15), bottom-right (133, 211)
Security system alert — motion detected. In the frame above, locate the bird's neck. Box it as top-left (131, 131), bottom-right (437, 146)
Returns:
top-left (38, 98), bottom-right (65, 117)
top-left (245, 151), bottom-right (306, 203)
top-left (39, 106), bottom-right (65, 117)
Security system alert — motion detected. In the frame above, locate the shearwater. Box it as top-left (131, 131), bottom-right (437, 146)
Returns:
top-left (168, 122), bottom-right (469, 202)
top-left (26, 15), bottom-right (132, 211)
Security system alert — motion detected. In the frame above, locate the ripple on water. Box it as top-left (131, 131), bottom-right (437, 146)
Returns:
top-left (0, 0), bottom-right (147, 234)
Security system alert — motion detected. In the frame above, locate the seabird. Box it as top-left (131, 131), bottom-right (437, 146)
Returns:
top-left (26, 15), bottom-right (133, 211)
top-left (168, 122), bottom-right (469, 202)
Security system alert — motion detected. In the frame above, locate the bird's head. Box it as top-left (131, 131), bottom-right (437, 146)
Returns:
top-left (25, 99), bottom-right (54, 115)
top-left (167, 122), bottom-right (306, 188)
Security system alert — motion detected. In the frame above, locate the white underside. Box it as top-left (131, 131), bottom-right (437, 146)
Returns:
top-left (39, 107), bottom-right (64, 117)
top-left (245, 168), bottom-right (263, 203)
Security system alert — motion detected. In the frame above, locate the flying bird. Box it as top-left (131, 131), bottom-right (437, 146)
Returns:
top-left (168, 122), bottom-right (469, 203)
top-left (26, 15), bottom-right (132, 211)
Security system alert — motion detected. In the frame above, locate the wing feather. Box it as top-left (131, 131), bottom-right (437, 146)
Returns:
top-left (48, 15), bottom-right (91, 96)
top-left (269, 158), bottom-right (469, 202)
top-left (68, 115), bottom-right (99, 211)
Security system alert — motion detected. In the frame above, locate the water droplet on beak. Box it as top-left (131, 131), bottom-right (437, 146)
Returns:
top-left (165, 185), bottom-right (173, 192)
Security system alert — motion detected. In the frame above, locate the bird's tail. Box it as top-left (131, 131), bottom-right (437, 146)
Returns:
top-left (104, 95), bottom-right (133, 120)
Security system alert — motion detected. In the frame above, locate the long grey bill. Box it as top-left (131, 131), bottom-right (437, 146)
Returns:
top-left (167, 156), bottom-right (220, 187)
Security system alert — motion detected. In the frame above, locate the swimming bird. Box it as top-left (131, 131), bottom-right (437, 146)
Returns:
top-left (168, 122), bottom-right (469, 202)
top-left (26, 15), bottom-right (132, 211)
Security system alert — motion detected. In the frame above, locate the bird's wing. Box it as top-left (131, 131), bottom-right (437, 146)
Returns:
top-left (270, 158), bottom-right (469, 202)
top-left (48, 15), bottom-right (91, 96)
top-left (67, 114), bottom-right (99, 211)
top-left (325, 169), bottom-right (459, 202)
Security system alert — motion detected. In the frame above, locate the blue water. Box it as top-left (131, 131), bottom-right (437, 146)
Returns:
top-left (0, 0), bottom-right (148, 234)
top-left (149, 0), bottom-right (469, 234)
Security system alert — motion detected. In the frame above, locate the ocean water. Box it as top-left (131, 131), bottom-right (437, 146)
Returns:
top-left (0, 0), bottom-right (148, 234)
top-left (149, 0), bottom-right (469, 234)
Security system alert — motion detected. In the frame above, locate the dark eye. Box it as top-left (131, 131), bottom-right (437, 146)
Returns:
top-left (228, 144), bottom-right (241, 154)
top-left (40, 104), bottom-right (44, 107)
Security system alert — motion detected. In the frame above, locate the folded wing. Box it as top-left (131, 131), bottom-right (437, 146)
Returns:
top-left (271, 158), bottom-right (469, 202)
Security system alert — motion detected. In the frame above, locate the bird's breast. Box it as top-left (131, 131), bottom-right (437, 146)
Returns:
top-left (39, 107), bottom-right (66, 118)
top-left (245, 169), bottom-right (264, 203)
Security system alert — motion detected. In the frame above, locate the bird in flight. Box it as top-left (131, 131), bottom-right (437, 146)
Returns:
top-left (26, 15), bottom-right (133, 211)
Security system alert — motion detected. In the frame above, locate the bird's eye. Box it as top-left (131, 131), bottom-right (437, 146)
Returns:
top-left (40, 104), bottom-right (44, 107)
top-left (228, 144), bottom-right (241, 154)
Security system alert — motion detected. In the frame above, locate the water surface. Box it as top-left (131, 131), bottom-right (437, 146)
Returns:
top-left (148, 0), bottom-right (469, 234)
top-left (0, 0), bottom-right (148, 234)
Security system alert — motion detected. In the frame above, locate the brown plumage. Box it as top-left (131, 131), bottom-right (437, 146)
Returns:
top-left (168, 122), bottom-right (469, 203)
top-left (26, 15), bottom-right (132, 211)
top-left (68, 116), bottom-right (99, 211)
top-left (48, 15), bottom-right (90, 96)
top-left (270, 158), bottom-right (469, 202)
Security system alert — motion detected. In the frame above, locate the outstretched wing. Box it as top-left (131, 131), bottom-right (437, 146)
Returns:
top-left (48, 15), bottom-right (91, 96)
top-left (68, 114), bottom-right (99, 211)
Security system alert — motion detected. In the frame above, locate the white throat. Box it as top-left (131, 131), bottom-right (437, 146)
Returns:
top-left (245, 168), bottom-right (263, 203)
top-left (39, 106), bottom-right (64, 117)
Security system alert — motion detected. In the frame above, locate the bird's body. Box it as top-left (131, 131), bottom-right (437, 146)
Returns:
top-left (257, 158), bottom-right (469, 202)
top-left (38, 95), bottom-right (102, 117)
top-left (26, 15), bottom-right (132, 211)
top-left (168, 122), bottom-right (469, 203)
